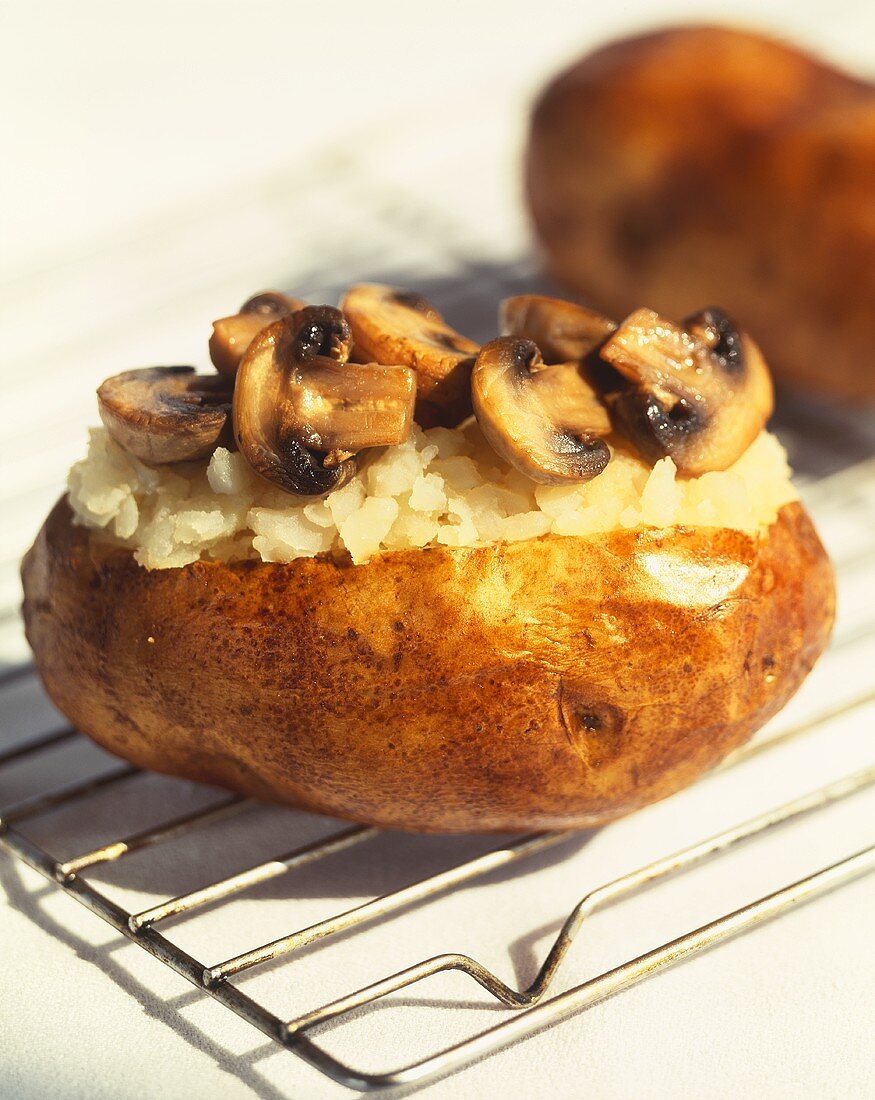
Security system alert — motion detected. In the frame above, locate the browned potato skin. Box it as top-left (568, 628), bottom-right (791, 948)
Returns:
top-left (526, 26), bottom-right (875, 399)
top-left (22, 497), bottom-right (833, 833)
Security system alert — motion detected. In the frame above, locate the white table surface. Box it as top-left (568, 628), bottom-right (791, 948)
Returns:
top-left (1, 3), bottom-right (874, 1098)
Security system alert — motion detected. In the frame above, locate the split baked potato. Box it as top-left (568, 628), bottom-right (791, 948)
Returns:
top-left (21, 287), bottom-right (835, 832)
top-left (526, 25), bottom-right (875, 399)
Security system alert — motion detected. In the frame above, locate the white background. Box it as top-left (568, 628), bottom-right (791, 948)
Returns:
top-left (4, 0), bottom-right (872, 276)
top-left (1, 2), bottom-right (874, 1098)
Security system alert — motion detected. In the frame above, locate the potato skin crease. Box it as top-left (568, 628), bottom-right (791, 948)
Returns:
top-left (22, 497), bottom-right (834, 833)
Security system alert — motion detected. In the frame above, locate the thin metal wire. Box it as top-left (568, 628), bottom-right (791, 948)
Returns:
top-left (0, 725), bottom-right (76, 767)
top-left (203, 832), bottom-right (567, 987)
top-left (129, 824), bottom-right (379, 932)
top-left (54, 795), bottom-right (250, 881)
top-left (722, 684), bottom-right (875, 769)
top-left (0, 764), bottom-right (140, 828)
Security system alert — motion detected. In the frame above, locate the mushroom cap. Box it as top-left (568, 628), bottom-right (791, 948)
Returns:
top-left (601, 306), bottom-right (774, 475)
top-left (472, 336), bottom-right (612, 485)
top-left (500, 294), bottom-right (616, 363)
top-left (97, 367), bottom-right (232, 465)
top-left (209, 291), bottom-right (305, 378)
top-left (341, 284), bottom-right (479, 428)
top-left (233, 306), bottom-right (415, 497)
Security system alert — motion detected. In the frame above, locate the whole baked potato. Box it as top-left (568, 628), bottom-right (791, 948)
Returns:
top-left (526, 25), bottom-right (875, 399)
top-left (22, 497), bottom-right (832, 833)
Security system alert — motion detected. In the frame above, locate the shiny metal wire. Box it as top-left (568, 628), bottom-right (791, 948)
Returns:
top-left (2, 455), bottom-right (874, 1092)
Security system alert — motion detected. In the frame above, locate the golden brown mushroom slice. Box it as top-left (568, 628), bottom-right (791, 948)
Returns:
top-left (341, 284), bottom-right (479, 428)
top-left (500, 294), bottom-right (617, 363)
top-left (209, 291), bottom-right (306, 378)
top-left (233, 305), bottom-right (416, 497)
top-left (601, 306), bottom-right (774, 475)
top-left (472, 336), bottom-right (611, 485)
top-left (97, 367), bottom-right (233, 465)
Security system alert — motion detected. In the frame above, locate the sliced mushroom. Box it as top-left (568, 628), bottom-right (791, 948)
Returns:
top-left (233, 305), bottom-right (416, 497)
top-left (472, 337), bottom-right (611, 485)
top-left (500, 294), bottom-right (616, 363)
top-left (600, 306), bottom-right (774, 475)
top-left (97, 367), bottom-right (233, 465)
top-left (341, 284), bottom-right (479, 428)
top-left (209, 290), bottom-right (305, 378)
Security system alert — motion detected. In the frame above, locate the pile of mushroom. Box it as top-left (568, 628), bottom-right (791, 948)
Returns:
top-left (96, 285), bottom-right (774, 500)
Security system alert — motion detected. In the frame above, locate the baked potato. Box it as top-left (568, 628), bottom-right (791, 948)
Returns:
top-left (22, 497), bottom-right (832, 833)
top-left (21, 288), bottom-right (835, 832)
top-left (526, 25), bottom-right (875, 399)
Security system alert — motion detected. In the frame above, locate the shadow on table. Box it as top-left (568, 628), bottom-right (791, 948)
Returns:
top-left (0, 854), bottom-right (291, 1100)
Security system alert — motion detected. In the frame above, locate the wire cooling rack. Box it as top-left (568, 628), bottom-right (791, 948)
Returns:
top-left (1, 449), bottom-right (874, 1091)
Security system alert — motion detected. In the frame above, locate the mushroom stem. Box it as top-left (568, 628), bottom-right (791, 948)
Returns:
top-left (341, 284), bottom-right (479, 428)
top-left (233, 307), bottom-right (415, 498)
top-left (209, 291), bottom-right (305, 378)
top-left (286, 358), bottom-right (416, 455)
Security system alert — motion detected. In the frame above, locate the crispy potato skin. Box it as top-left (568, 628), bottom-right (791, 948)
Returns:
top-left (526, 26), bottom-right (875, 399)
top-left (22, 498), bottom-right (833, 833)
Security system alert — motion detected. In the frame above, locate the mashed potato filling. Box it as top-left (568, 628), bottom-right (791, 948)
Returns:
top-left (68, 421), bottom-right (797, 569)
